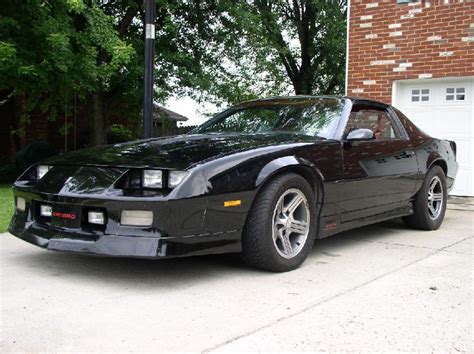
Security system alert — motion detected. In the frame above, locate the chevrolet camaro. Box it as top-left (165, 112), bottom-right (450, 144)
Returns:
top-left (9, 96), bottom-right (458, 271)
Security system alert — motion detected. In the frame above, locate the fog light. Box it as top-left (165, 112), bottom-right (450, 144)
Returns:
top-left (121, 210), bottom-right (153, 227)
top-left (88, 211), bottom-right (105, 225)
top-left (40, 205), bottom-right (52, 217)
top-left (16, 197), bottom-right (26, 212)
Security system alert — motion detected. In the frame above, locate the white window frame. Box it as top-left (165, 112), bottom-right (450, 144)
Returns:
top-left (445, 86), bottom-right (467, 102)
top-left (410, 88), bottom-right (430, 103)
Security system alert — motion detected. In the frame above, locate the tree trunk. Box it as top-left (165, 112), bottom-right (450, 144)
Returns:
top-left (13, 93), bottom-right (26, 151)
top-left (84, 4), bottom-right (138, 147)
top-left (89, 91), bottom-right (107, 146)
top-left (1, 90), bottom-right (18, 162)
top-left (292, 72), bottom-right (313, 95)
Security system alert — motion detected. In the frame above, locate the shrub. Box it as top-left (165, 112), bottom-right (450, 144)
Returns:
top-left (107, 124), bottom-right (134, 144)
top-left (0, 161), bottom-right (19, 184)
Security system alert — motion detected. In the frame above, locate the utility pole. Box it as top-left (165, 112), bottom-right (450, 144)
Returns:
top-left (143, 0), bottom-right (155, 139)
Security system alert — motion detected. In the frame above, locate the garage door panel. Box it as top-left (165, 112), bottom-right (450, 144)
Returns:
top-left (407, 112), bottom-right (436, 135)
top-left (435, 111), bottom-right (472, 137)
top-left (450, 138), bottom-right (472, 167)
top-left (400, 86), bottom-right (436, 109)
top-left (439, 82), bottom-right (472, 107)
top-left (396, 77), bottom-right (473, 196)
top-left (451, 166), bottom-right (471, 196)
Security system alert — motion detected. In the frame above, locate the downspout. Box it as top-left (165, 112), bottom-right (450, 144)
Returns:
top-left (345, 0), bottom-right (351, 96)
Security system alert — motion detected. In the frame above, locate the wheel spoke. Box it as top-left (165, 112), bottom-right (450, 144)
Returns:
top-left (432, 193), bottom-right (443, 202)
top-left (429, 178), bottom-right (438, 192)
top-left (285, 194), bottom-right (304, 216)
top-left (288, 219), bottom-right (308, 235)
top-left (428, 203), bottom-right (436, 217)
top-left (276, 199), bottom-right (284, 216)
top-left (273, 223), bottom-right (284, 241)
top-left (280, 234), bottom-right (293, 255)
top-left (273, 224), bottom-right (280, 241)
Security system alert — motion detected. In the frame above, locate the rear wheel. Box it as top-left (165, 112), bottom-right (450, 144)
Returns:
top-left (404, 165), bottom-right (447, 230)
top-left (241, 173), bottom-right (316, 272)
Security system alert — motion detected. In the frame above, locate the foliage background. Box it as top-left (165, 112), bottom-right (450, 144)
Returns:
top-left (0, 0), bottom-right (346, 160)
top-left (0, 185), bottom-right (13, 232)
top-left (0, 0), bottom-right (346, 228)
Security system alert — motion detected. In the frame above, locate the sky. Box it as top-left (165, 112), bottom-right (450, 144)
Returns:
top-left (165, 96), bottom-right (221, 127)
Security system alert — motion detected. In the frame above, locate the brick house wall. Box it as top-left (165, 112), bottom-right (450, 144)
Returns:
top-left (347, 0), bottom-right (474, 103)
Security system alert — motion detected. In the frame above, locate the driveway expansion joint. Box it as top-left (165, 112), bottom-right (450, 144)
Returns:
top-left (351, 236), bottom-right (473, 255)
top-left (202, 235), bottom-right (473, 353)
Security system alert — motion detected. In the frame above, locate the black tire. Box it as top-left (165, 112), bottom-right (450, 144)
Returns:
top-left (241, 173), bottom-right (316, 272)
top-left (403, 165), bottom-right (447, 230)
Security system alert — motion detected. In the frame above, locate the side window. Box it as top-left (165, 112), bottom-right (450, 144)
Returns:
top-left (345, 106), bottom-right (402, 140)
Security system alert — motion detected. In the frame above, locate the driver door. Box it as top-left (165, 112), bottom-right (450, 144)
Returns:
top-left (339, 102), bottom-right (418, 222)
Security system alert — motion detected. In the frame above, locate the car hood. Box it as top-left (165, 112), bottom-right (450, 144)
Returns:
top-left (42, 133), bottom-right (320, 170)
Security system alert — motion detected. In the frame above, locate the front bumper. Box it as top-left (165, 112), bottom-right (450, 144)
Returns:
top-left (9, 221), bottom-right (242, 258)
top-left (8, 188), bottom-right (254, 259)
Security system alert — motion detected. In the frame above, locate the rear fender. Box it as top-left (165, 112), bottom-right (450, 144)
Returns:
top-left (426, 153), bottom-right (447, 174)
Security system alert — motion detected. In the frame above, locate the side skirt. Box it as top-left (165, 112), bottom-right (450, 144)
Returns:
top-left (317, 204), bottom-right (413, 239)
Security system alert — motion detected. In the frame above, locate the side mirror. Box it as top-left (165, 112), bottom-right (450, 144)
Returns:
top-left (346, 128), bottom-right (375, 141)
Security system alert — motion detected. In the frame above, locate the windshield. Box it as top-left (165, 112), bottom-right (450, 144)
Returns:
top-left (194, 97), bottom-right (346, 138)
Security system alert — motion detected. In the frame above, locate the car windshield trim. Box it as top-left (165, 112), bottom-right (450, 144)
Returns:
top-left (190, 130), bottom-right (330, 140)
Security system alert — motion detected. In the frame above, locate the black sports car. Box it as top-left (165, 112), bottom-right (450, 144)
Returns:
top-left (9, 96), bottom-right (458, 271)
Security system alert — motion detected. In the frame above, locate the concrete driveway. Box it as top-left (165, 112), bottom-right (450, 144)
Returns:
top-left (1, 209), bottom-right (472, 352)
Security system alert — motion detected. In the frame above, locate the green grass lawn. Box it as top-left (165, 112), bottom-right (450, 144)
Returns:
top-left (0, 184), bottom-right (14, 232)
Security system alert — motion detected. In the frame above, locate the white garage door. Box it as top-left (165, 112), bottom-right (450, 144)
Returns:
top-left (395, 77), bottom-right (474, 196)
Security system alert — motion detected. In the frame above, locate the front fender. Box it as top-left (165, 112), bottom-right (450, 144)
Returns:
top-left (255, 156), bottom-right (324, 189)
top-left (254, 156), bottom-right (326, 234)
top-left (174, 143), bottom-right (314, 198)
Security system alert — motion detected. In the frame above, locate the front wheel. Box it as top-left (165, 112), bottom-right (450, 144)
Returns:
top-left (241, 173), bottom-right (316, 272)
top-left (404, 165), bottom-right (447, 230)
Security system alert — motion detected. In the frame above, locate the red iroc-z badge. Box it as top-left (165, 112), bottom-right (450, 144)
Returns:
top-left (52, 211), bottom-right (76, 220)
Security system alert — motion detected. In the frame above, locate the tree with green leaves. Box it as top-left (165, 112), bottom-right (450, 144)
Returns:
top-left (155, 0), bottom-right (347, 105)
top-left (256, 0), bottom-right (347, 95)
top-left (0, 0), bottom-right (135, 147)
top-left (211, 0), bottom-right (347, 98)
top-left (0, 0), bottom-right (347, 153)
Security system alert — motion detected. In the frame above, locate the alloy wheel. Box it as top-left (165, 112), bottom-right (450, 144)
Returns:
top-left (272, 188), bottom-right (310, 259)
top-left (427, 176), bottom-right (443, 220)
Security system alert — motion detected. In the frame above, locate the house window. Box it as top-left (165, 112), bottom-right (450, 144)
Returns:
top-left (446, 87), bottom-right (465, 101)
top-left (411, 89), bottom-right (430, 102)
